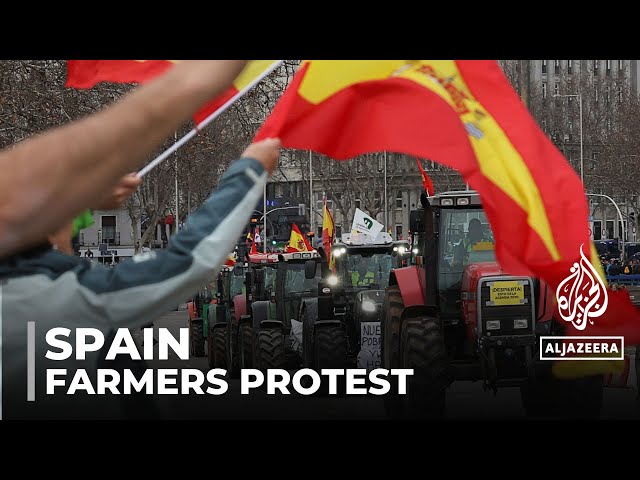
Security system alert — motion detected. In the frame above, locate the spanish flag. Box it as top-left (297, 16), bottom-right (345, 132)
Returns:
top-left (285, 223), bottom-right (312, 253)
top-left (415, 158), bottom-right (435, 196)
top-left (65, 60), bottom-right (277, 125)
top-left (322, 195), bottom-right (336, 271)
top-left (255, 60), bottom-right (640, 356)
top-left (225, 253), bottom-right (236, 267)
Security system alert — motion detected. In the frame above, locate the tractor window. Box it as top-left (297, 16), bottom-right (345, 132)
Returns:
top-left (284, 263), bottom-right (321, 295)
top-left (345, 253), bottom-right (394, 289)
top-left (439, 209), bottom-right (496, 313)
top-left (264, 267), bottom-right (277, 290)
top-left (229, 275), bottom-right (245, 297)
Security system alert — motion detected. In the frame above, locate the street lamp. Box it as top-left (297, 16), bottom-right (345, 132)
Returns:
top-left (553, 93), bottom-right (583, 185)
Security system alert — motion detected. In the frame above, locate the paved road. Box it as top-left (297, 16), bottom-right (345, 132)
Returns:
top-left (136, 309), bottom-right (640, 420)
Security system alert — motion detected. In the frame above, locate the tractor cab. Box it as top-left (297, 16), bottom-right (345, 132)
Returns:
top-left (381, 190), bottom-right (597, 419)
top-left (326, 232), bottom-right (410, 324)
top-left (246, 252), bottom-right (279, 304)
top-left (308, 232), bottom-right (410, 371)
top-left (276, 250), bottom-right (323, 330)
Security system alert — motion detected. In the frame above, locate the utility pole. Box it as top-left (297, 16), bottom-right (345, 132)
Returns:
top-left (263, 182), bottom-right (267, 253)
top-left (383, 151), bottom-right (388, 232)
top-left (174, 131), bottom-right (179, 239)
top-left (309, 150), bottom-right (314, 236)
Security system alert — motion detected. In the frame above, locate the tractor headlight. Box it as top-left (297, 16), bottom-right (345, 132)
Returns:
top-left (362, 298), bottom-right (377, 313)
top-left (327, 275), bottom-right (339, 286)
top-left (333, 249), bottom-right (342, 257)
top-left (398, 246), bottom-right (407, 255)
top-left (513, 319), bottom-right (528, 329)
top-left (412, 248), bottom-right (419, 254)
top-left (485, 320), bottom-right (501, 330)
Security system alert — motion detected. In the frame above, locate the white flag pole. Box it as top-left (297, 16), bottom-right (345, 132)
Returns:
top-left (137, 60), bottom-right (285, 178)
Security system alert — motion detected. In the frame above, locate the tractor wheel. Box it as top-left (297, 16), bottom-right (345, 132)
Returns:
top-left (521, 374), bottom-right (603, 418)
top-left (254, 328), bottom-right (287, 370)
top-left (400, 316), bottom-right (448, 419)
top-left (226, 324), bottom-right (241, 379)
top-left (207, 323), bottom-right (215, 368)
top-left (210, 327), bottom-right (227, 369)
top-left (190, 320), bottom-right (205, 358)
top-left (382, 285), bottom-right (404, 418)
top-left (314, 326), bottom-right (347, 395)
top-left (239, 323), bottom-right (254, 369)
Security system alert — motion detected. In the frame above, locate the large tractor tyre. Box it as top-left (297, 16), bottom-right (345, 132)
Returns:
top-left (190, 320), bottom-right (205, 358)
top-left (254, 328), bottom-right (287, 370)
top-left (239, 323), bottom-right (254, 369)
top-left (400, 316), bottom-right (448, 419)
top-left (209, 327), bottom-right (227, 369)
top-left (314, 326), bottom-right (347, 396)
top-left (301, 300), bottom-right (319, 369)
top-left (226, 324), bottom-right (241, 379)
top-left (521, 374), bottom-right (604, 418)
top-left (381, 285), bottom-right (404, 418)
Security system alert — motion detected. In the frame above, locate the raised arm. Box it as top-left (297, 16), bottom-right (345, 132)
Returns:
top-left (0, 60), bottom-right (248, 258)
top-left (74, 138), bottom-right (280, 329)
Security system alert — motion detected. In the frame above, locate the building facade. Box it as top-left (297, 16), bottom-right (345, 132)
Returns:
top-left (514, 60), bottom-right (640, 243)
top-left (76, 208), bottom-right (139, 264)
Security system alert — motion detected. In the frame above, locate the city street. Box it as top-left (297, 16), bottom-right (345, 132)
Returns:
top-left (136, 309), bottom-right (640, 420)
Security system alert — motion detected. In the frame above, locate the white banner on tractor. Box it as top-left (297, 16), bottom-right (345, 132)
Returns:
top-left (351, 208), bottom-right (384, 243)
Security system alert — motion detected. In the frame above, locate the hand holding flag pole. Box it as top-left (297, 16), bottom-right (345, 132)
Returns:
top-left (136, 60), bottom-right (284, 178)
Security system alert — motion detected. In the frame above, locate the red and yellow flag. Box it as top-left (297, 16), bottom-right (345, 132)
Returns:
top-left (255, 60), bottom-right (640, 348)
top-left (415, 158), bottom-right (435, 196)
top-left (65, 60), bottom-right (276, 125)
top-left (322, 195), bottom-right (336, 271)
top-left (285, 223), bottom-right (312, 253)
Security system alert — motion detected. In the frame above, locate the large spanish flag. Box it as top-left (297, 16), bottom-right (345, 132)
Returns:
top-left (65, 60), bottom-right (277, 125)
top-left (255, 60), bottom-right (640, 351)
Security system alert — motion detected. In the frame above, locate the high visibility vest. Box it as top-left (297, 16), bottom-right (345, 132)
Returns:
top-left (352, 271), bottom-right (375, 286)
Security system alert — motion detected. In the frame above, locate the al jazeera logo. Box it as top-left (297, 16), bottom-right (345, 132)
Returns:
top-left (540, 243), bottom-right (624, 361)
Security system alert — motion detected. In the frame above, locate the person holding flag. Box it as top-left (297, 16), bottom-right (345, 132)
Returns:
top-left (1, 138), bottom-right (281, 419)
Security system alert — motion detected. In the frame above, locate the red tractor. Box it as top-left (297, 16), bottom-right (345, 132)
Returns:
top-left (382, 190), bottom-right (604, 418)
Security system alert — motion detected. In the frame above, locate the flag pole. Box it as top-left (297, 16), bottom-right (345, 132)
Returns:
top-left (137, 60), bottom-right (285, 178)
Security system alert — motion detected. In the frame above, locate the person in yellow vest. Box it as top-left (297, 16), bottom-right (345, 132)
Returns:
top-left (351, 256), bottom-right (375, 287)
top-left (452, 218), bottom-right (494, 268)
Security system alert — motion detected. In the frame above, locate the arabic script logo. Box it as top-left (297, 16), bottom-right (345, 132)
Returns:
top-left (556, 243), bottom-right (608, 330)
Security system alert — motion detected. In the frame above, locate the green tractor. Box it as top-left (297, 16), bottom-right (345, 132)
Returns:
top-left (248, 250), bottom-right (324, 371)
top-left (304, 232), bottom-right (411, 371)
top-left (187, 273), bottom-right (218, 358)
top-left (235, 252), bottom-right (280, 371)
top-left (206, 263), bottom-right (247, 372)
